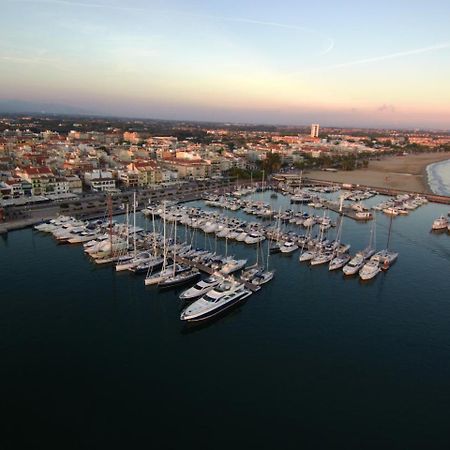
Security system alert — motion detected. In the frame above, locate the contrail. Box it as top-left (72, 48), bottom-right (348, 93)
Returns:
top-left (6, 1), bottom-right (335, 55)
top-left (291, 41), bottom-right (450, 75)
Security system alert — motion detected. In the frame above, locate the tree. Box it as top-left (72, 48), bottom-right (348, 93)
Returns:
top-left (262, 152), bottom-right (281, 174)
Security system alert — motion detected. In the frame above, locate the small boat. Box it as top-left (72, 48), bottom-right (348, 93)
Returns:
top-left (130, 256), bottom-right (164, 274)
top-left (359, 260), bottom-right (381, 280)
top-left (370, 250), bottom-right (398, 270)
top-left (299, 250), bottom-right (316, 262)
top-left (145, 264), bottom-right (189, 286)
top-left (269, 242), bottom-right (282, 254)
top-left (432, 216), bottom-right (448, 230)
top-left (342, 254), bottom-right (365, 275)
top-left (179, 275), bottom-right (222, 300)
top-left (310, 251), bottom-right (333, 266)
top-left (244, 232), bottom-right (265, 245)
top-left (329, 254), bottom-right (351, 271)
top-left (280, 241), bottom-right (299, 254)
top-left (220, 258), bottom-right (247, 275)
top-left (248, 268), bottom-right (275, 286)
top-left (158, 268), bottom-right (200, 289)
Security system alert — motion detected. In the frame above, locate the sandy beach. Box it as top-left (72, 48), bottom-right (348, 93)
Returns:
top-left (305, 152), bottom-right (450, 193)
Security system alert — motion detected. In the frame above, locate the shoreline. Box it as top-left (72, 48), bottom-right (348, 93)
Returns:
top-left (305, 152), bottom-right (450, 195)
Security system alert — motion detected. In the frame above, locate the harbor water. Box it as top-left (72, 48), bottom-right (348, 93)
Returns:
top-left (1, 191), bottom-right (450, 449)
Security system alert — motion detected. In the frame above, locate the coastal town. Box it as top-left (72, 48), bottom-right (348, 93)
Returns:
top-left (1, 115), bottom-right (450, 225)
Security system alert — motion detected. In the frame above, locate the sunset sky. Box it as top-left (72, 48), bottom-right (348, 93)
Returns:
top-left (1, 0), bottom-right (450, 128)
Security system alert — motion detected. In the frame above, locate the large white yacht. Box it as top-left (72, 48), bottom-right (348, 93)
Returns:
top-left (180, 280), bottom-right (252, 322)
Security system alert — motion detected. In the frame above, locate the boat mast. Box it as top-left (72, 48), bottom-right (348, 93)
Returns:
top-left (386, 214), bottom-right (393, 250)
top-left (173, 218), bottom-right (177, 276)
top-left (125, 202), bottom-right (129, 250)
top-left (162, 202), bottom-right (167, 271)
top-left (107, 194), bottom-right (113, 257)
top-left (133, 191), bottom-right (136, 256)
top-left (151, 209), bottom-right (157, 258)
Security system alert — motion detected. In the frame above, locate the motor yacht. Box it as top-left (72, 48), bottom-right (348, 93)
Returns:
top-left (359, 260), bottom-right (381, 280)
top-left (180, 280), bottom-right (252, 322)
top-left (179, 275), bottom-right (222, 300)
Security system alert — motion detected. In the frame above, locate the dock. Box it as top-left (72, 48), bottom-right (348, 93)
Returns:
top-left (174, 256), bottom-right (261, 292)
top-left (321, 200), bottom-right (373, 221)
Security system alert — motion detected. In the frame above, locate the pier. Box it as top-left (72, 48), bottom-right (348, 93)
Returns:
top-left (173, 256), bottom-right (261, 292)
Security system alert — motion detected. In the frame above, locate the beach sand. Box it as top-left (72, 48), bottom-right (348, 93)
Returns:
top-left (305, 152), bottom-right (450, 193)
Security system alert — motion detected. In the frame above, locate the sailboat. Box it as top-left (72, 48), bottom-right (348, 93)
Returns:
top-left (241, 238), bottom-right (274, 286)
top-left (157, 217), bottom-right (196, 288)
top-left (343, 217), bottom-right (376, 275)
top-left (329, 196), bottom-right (351, 270)
top-left (369, 214), bottom-right (398, 271)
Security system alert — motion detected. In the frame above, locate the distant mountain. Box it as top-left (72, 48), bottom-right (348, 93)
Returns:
top-left (0, 99), bottom-right (90, 115)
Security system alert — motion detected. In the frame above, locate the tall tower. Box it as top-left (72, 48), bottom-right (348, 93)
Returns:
top-left (311, 124), bottom-right (320, 138)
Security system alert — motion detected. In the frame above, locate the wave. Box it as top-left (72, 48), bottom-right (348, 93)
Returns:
top-left (426, 159), bottom-right (450, 196)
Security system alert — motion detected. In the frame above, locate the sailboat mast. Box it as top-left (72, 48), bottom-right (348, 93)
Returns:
top-left (173, 219), bottom-right (177, 276)
top-left (126, 203), bottom-right (129, 250)
top-left (107, 194), bottom-right (113, 257)
top-left (151, 210), bottom-right (157, 257)
top-left (162, 203), bottom-right (166, 270)
top-left (133, 191), bottom-right (136, 256)
top-left (386, 214), bottom-right (393, 250)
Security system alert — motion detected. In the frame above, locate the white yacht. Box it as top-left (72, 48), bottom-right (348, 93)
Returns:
top-left (249, 269), bottom-right (274, 286)
top-left (180, 280), bottom-right (252, 322)
top-left (115, 251), bottom-right (153, 272)
top-left (179, 275), bottom-right (222, 300)
top-left (280, 241), bottom-right (299, 254)
top-left (431, 216), bottom-right (448, 230)
top-left (244, 232), bottom-right (265, 245)
top-left (310, 251), bottom-right (333, 266)
top-left (370, 250), bottom-right (398, 269)
top-left (235, 230), bottom-right (248, 242)
top-left (158, 268), bottom-right (200, 289)
top-left (144, 264), bottom-right (188, 286)
top-left (329, 254), bottom-right (351, 271)
top-left (299, 249), bottom-right (316, 262)
top-left (359, 260), bottom-right (381, 280)
top-left (342, 254), bottom-right (365, 275)
top-left (220, 258), bottom-right (247, 275)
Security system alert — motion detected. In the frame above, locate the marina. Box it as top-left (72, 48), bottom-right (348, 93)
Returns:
top-left (15, 185), bottom-right (450, 323)
top-left (3, 185), bottom-right (450, 449)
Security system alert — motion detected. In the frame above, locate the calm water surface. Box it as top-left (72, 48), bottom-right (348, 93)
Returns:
top-left (1, 192), bottom-right (450, 449)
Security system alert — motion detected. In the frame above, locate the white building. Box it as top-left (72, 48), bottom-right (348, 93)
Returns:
top-left (311, 124), bottom-right (320, 138)
top-left (84, 170), bottom-right (116, 192)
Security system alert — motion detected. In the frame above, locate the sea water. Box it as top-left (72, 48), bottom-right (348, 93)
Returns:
top-left (1, 191), bottom-right (450, 449)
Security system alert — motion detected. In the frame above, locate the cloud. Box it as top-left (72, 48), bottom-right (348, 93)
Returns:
top-left (377, 104), bottom-right (396, 113)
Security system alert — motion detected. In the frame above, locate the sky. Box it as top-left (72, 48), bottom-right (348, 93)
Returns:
top-left (1, 0), bottom-right (450, 128)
